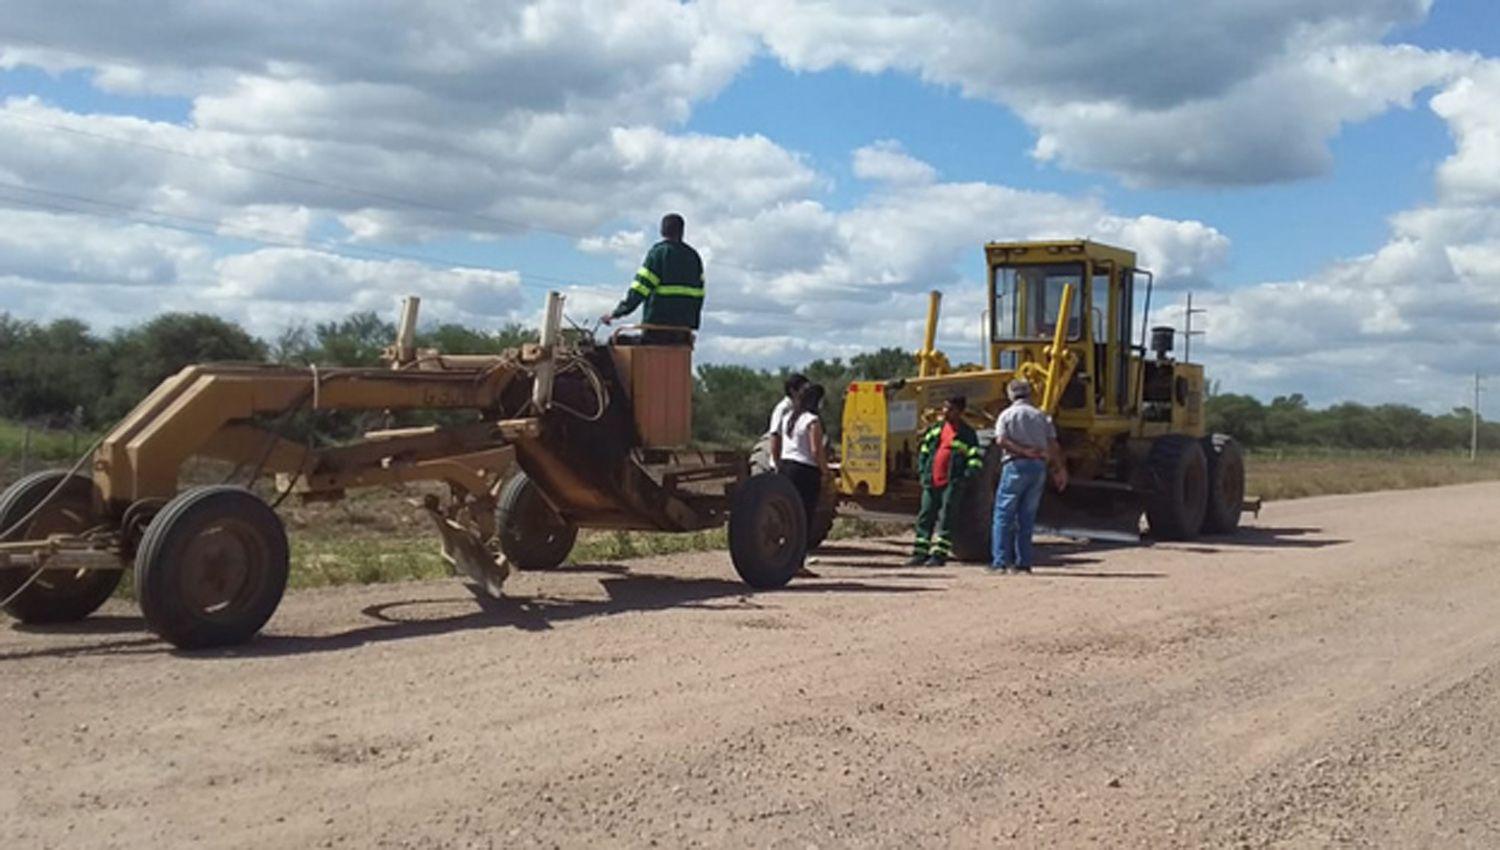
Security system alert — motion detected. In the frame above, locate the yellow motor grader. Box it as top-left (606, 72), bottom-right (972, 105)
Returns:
top-left (0, 294), bottom-right (812, 648)
top-left (838, 239), bottom-right (1252, 560)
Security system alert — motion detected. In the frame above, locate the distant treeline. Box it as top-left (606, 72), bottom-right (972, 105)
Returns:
top-left (0, 310), bottom-right (1492, 452)
top-left (0, 311), bottom-right (533, 433)
top-left (1204, 392), bottom-right (1495, 452)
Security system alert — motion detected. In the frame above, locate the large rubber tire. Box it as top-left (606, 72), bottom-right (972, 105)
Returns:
top-left (0, 470), bottom-right (122, 624)
top-left (495, 472), bottom-right (578, 570)
top-left (750, 433), bottom-right (836, 550)
top-left (950, 446), bottom-right (1001, 563)
top-left (728, 473), bottom-right (807, 589)
top-left (135, 486), bottom-right (289, 649)
top-left (1144, 435), bottom-right (1209, 541)
top-left (1201, 434), bottom-right (1246, 535)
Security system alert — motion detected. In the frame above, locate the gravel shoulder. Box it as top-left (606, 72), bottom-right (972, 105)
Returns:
top-left (4, 482), bottom-right (1500, 848)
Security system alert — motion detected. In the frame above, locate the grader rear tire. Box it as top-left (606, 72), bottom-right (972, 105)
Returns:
top-left (1201, 434), bottom-right (1246, 534)
top-left (0, 470), bottom-right (122, 624)
top-left (750, 433), bottom-right (835, 550)
top-left (951, 446), bottom-right (1001, 563)
top-left (1144, 435), bottom-right (1209, 541)
top-left (495, 472), bottom-right (577, 570)
top-left (728, 473), bottom-right (806, 589)
top-left (135, 486), bottom-right (289, 649)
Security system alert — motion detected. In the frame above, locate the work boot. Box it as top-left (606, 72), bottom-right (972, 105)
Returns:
top-left (905, 554), bottom-right (928, 566)
top-left (925, 555), bottom-right (948, 567)
top-left (1010, 565), bottom-right (1032, 575)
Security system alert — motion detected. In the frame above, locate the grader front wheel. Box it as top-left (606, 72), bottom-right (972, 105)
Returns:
top-left (748, 433), bottom-right (836, 550)
top-left (495, 472), bottom-right (578, 571)
top-left (728, 473), bottom-right (807, 589)
top-left (135, 486), bottom-right (289, 649)
top-left (0, 470), bottom-right (123, 624)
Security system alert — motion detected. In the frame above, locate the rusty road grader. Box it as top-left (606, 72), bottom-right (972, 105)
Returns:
top-left (0, 294), bottom-right (812, 649)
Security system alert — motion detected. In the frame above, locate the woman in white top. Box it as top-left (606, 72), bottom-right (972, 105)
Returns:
top-left (766, 373), bottom-right (808, 470)
top-left (775, 383), bottom-right (828, 533)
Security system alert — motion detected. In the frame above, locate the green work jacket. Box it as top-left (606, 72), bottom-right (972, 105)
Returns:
top-left (611, 239), bottom-right (705, 329)
top-left (917, 420), bottom-right (984, 488)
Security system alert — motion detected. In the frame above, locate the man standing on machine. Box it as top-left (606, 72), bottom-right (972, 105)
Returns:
top-left (601, 213), bottom-right (705, 345)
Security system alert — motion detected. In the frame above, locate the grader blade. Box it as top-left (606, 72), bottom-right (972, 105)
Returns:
top-left (1035, 480), bottom-right (1144, 544)
top-left (420, 495), bottom-right (510, 599)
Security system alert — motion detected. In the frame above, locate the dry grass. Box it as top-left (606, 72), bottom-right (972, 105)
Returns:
top-left (283, 490), bottom-right (899, 591)
top-left (1247, 450), bottom-right (1500, 501)
top-left (7, 436), bottom-right (1500, 595)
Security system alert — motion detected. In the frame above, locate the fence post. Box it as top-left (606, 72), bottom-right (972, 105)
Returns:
top-left (21, 426), bottom-right (32, 476)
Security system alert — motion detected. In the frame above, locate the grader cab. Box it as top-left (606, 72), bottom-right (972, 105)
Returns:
top-left (0, 294), bottom-right (811, 648)
top-left (839, 239), bottom-right (1251, 559)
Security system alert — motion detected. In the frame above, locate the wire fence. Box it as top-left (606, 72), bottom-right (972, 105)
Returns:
top-left (0, 421), bottom-right (95, 488)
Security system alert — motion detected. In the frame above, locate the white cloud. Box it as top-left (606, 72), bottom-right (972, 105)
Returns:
top-left (584, 146), bottom-right (1230, 365)
top-left (0, 0), bottom-right (1498, 416)
top-left (1431, 63), bottom-right (1500, 204)
top-left (1192, 66), bottom-right (1500, 409)
top-left (852, 140), bottom-right (937, 186)
top-left (718, 0), bottom-right (1469, 186)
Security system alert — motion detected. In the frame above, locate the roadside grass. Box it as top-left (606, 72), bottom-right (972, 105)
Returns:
top-left (0, 420), bottom-right (94, 470)
top-left (192, 452), bottom-right (1500, 592)
top-left (1247, 450), bottom-right (1500, 501)
top-left (282, 513), bottom-right (901, 591)
top-left (6, 435), bottom-right (1500, 596)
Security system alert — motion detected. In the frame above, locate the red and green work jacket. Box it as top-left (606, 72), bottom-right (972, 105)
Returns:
top-left (610, 239), bottom-right (706, 329)
top-left (917, 420), bottom-right (983, 488)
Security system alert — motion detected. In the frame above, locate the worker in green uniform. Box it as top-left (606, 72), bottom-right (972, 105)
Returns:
top-left (908, 396), bottom-right (984, 566)
top-left (601, 213), bottom-right (705, 345)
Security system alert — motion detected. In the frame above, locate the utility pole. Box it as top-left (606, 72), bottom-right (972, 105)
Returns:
top-left (1183, 292), bottom-right (1206, 363)
top-left (1472, 372), bottom-right (1484, 462)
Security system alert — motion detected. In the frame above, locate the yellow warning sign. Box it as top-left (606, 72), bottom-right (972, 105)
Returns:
top-left (840, 381), bottom-right (888, 496)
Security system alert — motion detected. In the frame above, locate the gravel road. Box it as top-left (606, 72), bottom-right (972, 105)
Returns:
top-left (4, 482), bottom-right (1500, 848)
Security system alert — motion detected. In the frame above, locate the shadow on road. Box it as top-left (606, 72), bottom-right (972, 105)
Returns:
top-left (236, 572), bottom-right (932, 658)
top-left (1033, 570), bottom-right (1166, 580)
top-left (2, 571), bottom-right (932, 662)
top-left (813, 542), bottom-right (909, 558)
top-left (1159, 525), bottom-right (1347, 552)
top-left (12, 615), bottom-right (144, 636)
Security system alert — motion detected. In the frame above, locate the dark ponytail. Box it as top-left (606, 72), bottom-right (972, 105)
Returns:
top-left (783, 383), bottom-right (825, 438)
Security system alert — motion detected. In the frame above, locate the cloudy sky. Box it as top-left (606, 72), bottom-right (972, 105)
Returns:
top-left (1, 0), bottom-right (1497, 412)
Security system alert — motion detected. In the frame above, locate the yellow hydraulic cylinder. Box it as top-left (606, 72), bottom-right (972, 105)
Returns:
top-left (917, 290), bottom-right (942, 378)
top-left (1040, 283), bottom-right (1077, 414)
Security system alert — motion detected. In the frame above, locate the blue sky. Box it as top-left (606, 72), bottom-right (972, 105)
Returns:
top-left (2, 2), bottom-right (1483, 290)
top-left (1, 1), bottom-right (1498, 409)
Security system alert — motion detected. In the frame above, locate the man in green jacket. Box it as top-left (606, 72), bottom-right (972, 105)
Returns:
top-left (908, 396), bottom-right (985, 566)
top-left (601, 213), bottom-right (705, 345)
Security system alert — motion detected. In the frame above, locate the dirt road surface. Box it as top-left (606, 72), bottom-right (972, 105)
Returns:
top-left (4, 482), bottom-right (1500, 848)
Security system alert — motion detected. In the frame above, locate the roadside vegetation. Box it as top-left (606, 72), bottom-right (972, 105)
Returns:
top-left (1247, 449), bottom-right (1500, 501)
top-left (3, 307), bottom-right (1499, 592)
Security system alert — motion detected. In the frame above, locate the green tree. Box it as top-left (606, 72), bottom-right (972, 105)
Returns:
top-left (692, 364), bottom-right (781, 447)
top-left (850, 347), bottom-right (915, 380)
top-left (1204, 392), bottom-right (1266, 446)
top-left (418, 322), bottom-right (534, 355)
top-left (100, 314), bottom-right (265, 422)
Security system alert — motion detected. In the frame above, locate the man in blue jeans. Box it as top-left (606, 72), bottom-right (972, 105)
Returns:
top-left (991, 379), bottom-right (1068, 574)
